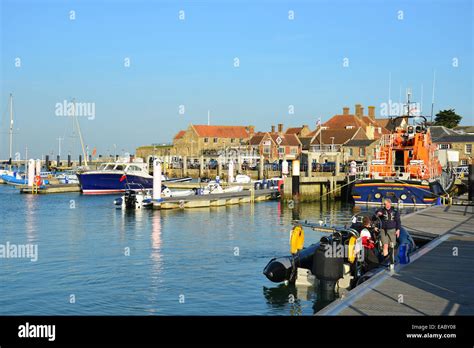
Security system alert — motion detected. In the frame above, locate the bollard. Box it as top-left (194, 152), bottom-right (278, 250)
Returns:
top-left (27, 159), bottom-right (35, 187)
top-left (292, 160), bottom-right (300, 202)
top-left (469, 164), bottom-right (474, 202)
top-left (153, 160), bottom-right (162, 201)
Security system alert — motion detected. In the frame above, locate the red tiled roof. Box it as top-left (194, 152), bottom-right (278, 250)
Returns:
top-left (270, 133), bottom-right (301, 146)
top-left (192, 125), bottom-right (250, 138)
top-left (324, 114), bottom-right (388, 131)
top-left (323, 115), bottom-right (367, 129)
top-left (285, 127), bottom-right (303, 135)
top-left (249, 132), bottom-right (301, 147)
top-left (310, 128), bottom-right (361, 145)
top-left (249, 132), bottom-right (267, 145)
top-left (173, 130), bottom-right (186, 140)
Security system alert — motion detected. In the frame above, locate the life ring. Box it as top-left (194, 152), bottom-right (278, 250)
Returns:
top-left (290, 226), bottom-right (305, 254)
top-left (34, 175), bottom-right (42, 186)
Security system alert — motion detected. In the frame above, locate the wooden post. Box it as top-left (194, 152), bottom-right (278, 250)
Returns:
top-left (259, 154), bottom-right (264, 180)
top-left (183, 156), bottom-right (187, 177)
top-left (469, 164), bottom-right (474, 202)
top-left (292, 160), bottom-right (300, 202)
top-left (217, 157), bottom-right (222, 178)
top-left (199, 155), bottom-right (204, 178)
top-left (306, 153), bottom-right (312, 178)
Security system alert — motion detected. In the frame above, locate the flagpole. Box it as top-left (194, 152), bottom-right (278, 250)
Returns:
top-left (319, 118), bottom-right (322, 150)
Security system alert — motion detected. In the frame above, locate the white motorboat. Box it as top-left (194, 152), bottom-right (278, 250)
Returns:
top-left (200, 181), bottom-right (243, 195)
top-left (235, 174), bottom-right (252, 184)
top-left (161, 185), bottom-right (194, 198)
top-left (77, 157), bottom-right (192, 194)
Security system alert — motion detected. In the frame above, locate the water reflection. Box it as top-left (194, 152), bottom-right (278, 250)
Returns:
top-left (24, 194), bottom-right (37, 243)
top-left (262, 284), bottom-right (316, 316)
top-left (150, 211), bottom-right (162, 264)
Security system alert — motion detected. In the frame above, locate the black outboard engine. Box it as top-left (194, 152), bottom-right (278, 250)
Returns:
top-left (124, 190), bottom-right (137, 209)
top-left (312, 236), bottom-right (344, 293)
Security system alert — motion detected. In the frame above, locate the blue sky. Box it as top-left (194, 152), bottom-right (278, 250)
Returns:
top-left (1, 0), bottom-right (472, 159)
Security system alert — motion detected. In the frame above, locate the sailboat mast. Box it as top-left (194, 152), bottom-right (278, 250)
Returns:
top-left (9, 93), bottom-right (14, 164)
top-left (73, 100), bottom-right (89, 167)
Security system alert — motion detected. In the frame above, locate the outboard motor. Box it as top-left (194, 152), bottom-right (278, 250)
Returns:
top-left (124, 190), bottom-right (137, 209)
top-left (312, 236), bottom-right (344, 293)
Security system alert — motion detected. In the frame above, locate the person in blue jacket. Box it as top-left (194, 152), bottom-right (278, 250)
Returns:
top-left (376, 198), bottom-right (401, 258)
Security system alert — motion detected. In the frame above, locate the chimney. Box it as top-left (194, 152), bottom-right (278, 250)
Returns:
top-left (278, 123), bottom-right (283, 133)
top-left (303, 124), bottom-right (309, 129)
top-left (355, 104), bottom-right (362, 118)
top-left (248, 125), bottom-right (255, 136)
top-left (368, 106), bottom-right (375, 120)
top-left (271, 125), bottom-right (275, 133)
top-left (343, 107), bottom-right (350, 116)
top-left (360, 107), bottom-right (364, 118)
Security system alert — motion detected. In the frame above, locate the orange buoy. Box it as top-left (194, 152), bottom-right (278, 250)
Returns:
top-left (34, 175), bottom-right (42, 186)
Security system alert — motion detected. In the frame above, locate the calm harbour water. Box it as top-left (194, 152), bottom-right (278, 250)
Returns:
top-left (0, 185), bottom-right (416, 315)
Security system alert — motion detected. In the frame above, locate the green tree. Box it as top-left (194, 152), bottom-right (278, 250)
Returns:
top-left (434, 109), bottom-right (462, 128)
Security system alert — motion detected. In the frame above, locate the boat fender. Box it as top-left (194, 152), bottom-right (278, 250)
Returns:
top-left (290, 226), bottom-right (305, 254)
top-left (347, 236), bottom-right (357, 263)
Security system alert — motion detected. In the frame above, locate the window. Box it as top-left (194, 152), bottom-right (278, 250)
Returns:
top-left (290, 147), bottom-right (297, 154)
top-left (345, 126), bottom-right (354, 129)
top-left (231, 138), bottom-right (235, 143)
top-left (359, 147), bottom-right (365, 157)
top-left (213, 138), bottom-right (218, 143)
top-left (465, 144), bottom-right (472, 154)
top-left (461, 159), bottom-right (468, 165)
top-left (263, 146), bottom-right (270, 154)
top-left (439, 144), bottom-right (449, 149)
top-left (348, 148), bottom-right (353, 156)
top-left (278, 147), bottom-right (285, 154)
top-left (114, 165), bottom-right (125, 171)
top-left (126, 165), bottom-right (142, 172)
top-left (204, 138), bottom-right (209, 143)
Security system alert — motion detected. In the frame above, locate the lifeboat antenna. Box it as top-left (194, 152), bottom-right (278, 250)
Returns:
top-left (430, 70), bottom-right (436, 124)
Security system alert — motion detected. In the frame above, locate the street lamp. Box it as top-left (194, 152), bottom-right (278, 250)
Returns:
top-left (330, 137), bottom-right (335, 151)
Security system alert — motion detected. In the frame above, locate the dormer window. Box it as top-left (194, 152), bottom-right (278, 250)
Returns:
top-left (345, 126), bottom-right (354, 129)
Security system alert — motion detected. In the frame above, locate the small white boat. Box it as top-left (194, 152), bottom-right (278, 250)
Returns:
top-left (161, 185), bottom-right (194, 198)
top-left (114, 184), bottom-right (153, 209)
top-left (114, 184), bottom-right (194, 209)
top-left (200, 182), bottom-right (243, 195)
top-left (235, 174), bottom-right (252, 184)
top-left (56, 171), bottom-right (79, 184)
